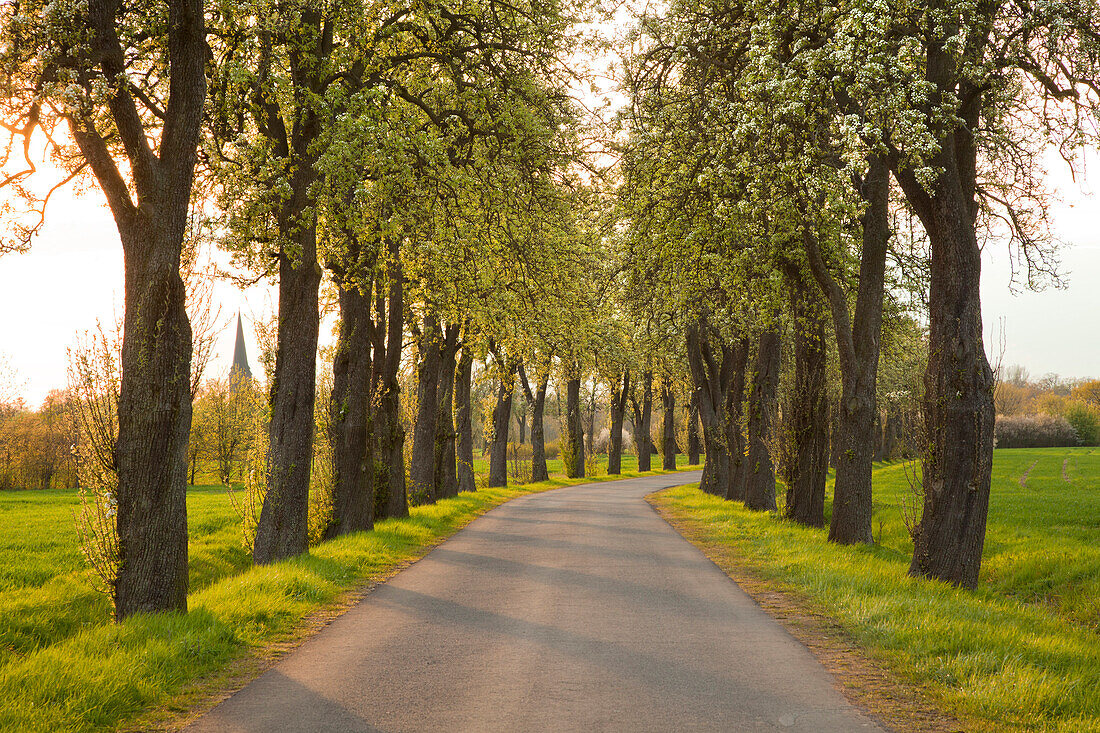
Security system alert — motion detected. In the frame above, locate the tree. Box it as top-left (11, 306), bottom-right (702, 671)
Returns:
top-left (2, 0), bottom-right (206, 618)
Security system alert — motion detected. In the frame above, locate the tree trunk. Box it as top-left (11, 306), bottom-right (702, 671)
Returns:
top-left (686, 319), bottom-right (732, 497)
top-left (433, 324), bottom-right (461, 499)
top-left (608, 371), bottom-right (630, 474)
top-left (253, 221), bottom-right (321, 564)
top-left (487, 367), bottom-right (514, 487)
top-left (565, 372), bottom-right (585, 478)
top-left (454, 347), bottom-right (476, 493)
top-left (688, 392), bottom-right (702, 465)
top-left (725, 339), bottom-right (749, 501)
top-left (518, 363), bottom-right (550, 482)
top-left (114, 226), bottom-right (193, 618)
top-left (72, 0), bottom-right (205, 619)
top-left (409, 312), bottom-right (442, 503)
top-left (517, 410), bottom-right (526, 444)
top-left (803, 155), bottom-right (890, 545)
top-left (896, 59), bottom-right (994, 585)
top-left (783, 272), bottom-right (830, 528)
top-left (373, 244), bottom-right (407, 520)
top-left (635, 371), bottom-right (653, 472)
top-left (744, 329), bottom-right (780, 512)
top-left (325, 277), bottom-right (375, 539)
top-left (585, 376), bottom-right (597, 457)
top-left (661, 379), bottom-right (677, 470)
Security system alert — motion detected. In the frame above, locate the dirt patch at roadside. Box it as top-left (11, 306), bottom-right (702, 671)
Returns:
top-left (647, 492), bottom-right (972, 733)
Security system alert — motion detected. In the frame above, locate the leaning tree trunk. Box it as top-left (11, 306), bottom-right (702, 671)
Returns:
top-left (373, 244), bottom-right (407, 520)
top-left (454, 347), bottom-right (476, 493)
top-left (608, 371), bottom-right (630, 475)
top-left (686, 319), bottom-right (732, 497)
top-left (409, 313), bottom-right (442, 503)
top-left (744, 329), bottom-right (781, 512)
top-left (904, 110), bottom-right (994, 588)
top-left (433, 324), bottom-right (461, 499)
top-left (661, 379), bottom-right (677, 470)
top-left (783, 273), bottom-right (830, 528)
top-left (688, 392), bottom-right (702, 465)
top-left (325, 276), bottom-right (375, 539)
top-left (565, 373), bottom-right (585, 478)
top-left (725, 339), bottom-right (749, 501)
top-left (253, 218), bottom-right (322, 564)
top-left (487, 368), bottom-right (514, 487)
top-left (636, 371), bottom-right (653, 472)
top-left (804, 155), bottom-right (890, 545)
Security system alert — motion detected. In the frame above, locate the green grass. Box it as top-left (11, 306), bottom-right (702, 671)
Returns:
top-left (651, 447), bottom-right (1100, 732)
top-left (0, 459), bottom-right (696, 732)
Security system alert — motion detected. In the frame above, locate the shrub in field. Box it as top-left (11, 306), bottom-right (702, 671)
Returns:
top-left (994, 414), bottom-right (1079, 448)
top-left (543, 440), bottom-right (560, 459)
top-left (1063, 402), bottom-right (1100, 446)
top-left (508, 442), bottom-right (533, 484)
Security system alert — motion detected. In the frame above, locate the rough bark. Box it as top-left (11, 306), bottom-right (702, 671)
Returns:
top-left (584, 377), bottom-right (597, 457)
top-left (454, 347), bottom-right (476, 493)
top-left (325, 277), bottom-right (375, 539)
top-left (373, 242), bottom-right (407, 520)
top-left (725, 339), bottom-right (749, 501)
top-left (803, 154), bottom-right (890, 545)
top-left (686, 319), bottom-right (733, 497)
top-left (688, 392), bottom-right (702, 465)
top-left (433, 324), bottom-right (461, 499)
top-left (518, 363), bottom-right (550, 483)
top-left (608, 371), bottom-right (631, 475)
top-left (253, 218), bottom-right (322, 564)
top-left (661, 379), bottom-right (677, 470)
top-left (744, 330), bottom-right (781, 512)
top-left (632, 371), bottom-right (654, 472)
top-left (783, 270), bottom-right (830, 528)
top-left (890, 41), bottom-right (994, 586)
top-left (409, 312), bottom-right (442, 503)
top-left (565, 372), bottom-right (585, 478)
top-left (70, 0), bottom-right (205, 619)
top-left (251, 8), bottom-right (331, 564)
top-left (487, 359), bottom-right (515, 488)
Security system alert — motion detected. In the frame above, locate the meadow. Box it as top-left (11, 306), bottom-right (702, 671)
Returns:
top-left (652, 447), bottom-right (1100, 732)
top-left (0, 453), bottom-right (687, 731)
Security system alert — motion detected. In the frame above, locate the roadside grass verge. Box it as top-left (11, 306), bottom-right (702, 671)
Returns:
top-left (0, 464), bottom-right (697, 732)
top-left (650, 448), bottom-right (1100, 733)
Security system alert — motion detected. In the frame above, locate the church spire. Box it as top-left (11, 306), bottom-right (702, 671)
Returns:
top-left (231, 313), bottom-right (252, 384)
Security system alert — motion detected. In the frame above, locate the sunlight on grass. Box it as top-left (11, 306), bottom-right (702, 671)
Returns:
top-left (652, 447), bottom-right (1100, 732)
top-left (0, 463), bottom-right (697, 731)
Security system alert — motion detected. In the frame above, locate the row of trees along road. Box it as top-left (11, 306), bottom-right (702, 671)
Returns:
top-left (2, 0), bottom-right (1100, 622)
top-left (0, 0), bottom-right (590, 619)
top-left (619, 0), bottom-right (1100, 589)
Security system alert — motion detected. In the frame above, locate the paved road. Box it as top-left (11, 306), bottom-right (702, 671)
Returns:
top-left (187, 472), bottom-right (884, 732)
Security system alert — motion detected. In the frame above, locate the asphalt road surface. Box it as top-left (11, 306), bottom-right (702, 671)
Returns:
top-left (187, 472), bottom-right (885, 732)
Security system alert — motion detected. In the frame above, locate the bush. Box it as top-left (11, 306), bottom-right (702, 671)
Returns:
top-left (543, 440), bottom-right (560, 459)
top-left (994, 414), bottom-right (1079, 448)
top-left (1064, 402), bottom-right (1100, 446)
top-left (508, 442), bottom-right (533, 484)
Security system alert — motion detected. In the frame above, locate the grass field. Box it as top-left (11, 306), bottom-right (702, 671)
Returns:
top-left (0, 454), bottom-right (693, 731)
top-left (652, 447), bottom-right (1100, 732)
